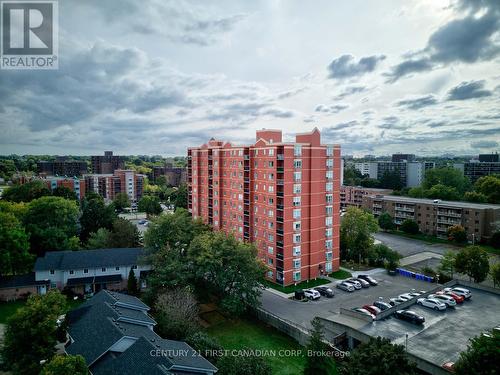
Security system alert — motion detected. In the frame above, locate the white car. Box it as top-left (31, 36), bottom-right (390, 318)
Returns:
top-left (399, 293), bottom-right (414, 301)
top-left (304, 289), bottom-right (321, 300)
top-left (444, 287), bottom-right (471, 300)
top-left (417, 298), bottom-right (447, 311)
top-left (336, 281), bottom-right (355, 292)
top-left (346, 279), bottom-right (362, 290)
top-left (429, 294), bottom-right (457, 307)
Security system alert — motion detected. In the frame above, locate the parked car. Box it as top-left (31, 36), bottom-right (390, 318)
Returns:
top-left (138, 219), bottom-right (147, 225)
top-left (441, 362), bottom-right (455, 373)
top-left (314, 286), bottom-right (334, 298)
top-left (336, 281), bottom-right (355, 292)
top-left (408, 291), bottom-right (423, 298)
top-left (362, 305), bottom-right (382, 315)
top-left (389, 297), bottom-right (406, 306)
top-left (351, 278), bottom-right (370, 288)
top-left (393, 310), bottom-right (425, 325)
top-left (357, 275), bottom-right (378, 286)
top-left (436, 290), bottom-right (464, 304)
top-left (417, 298), bottom-right (447, 311)
top-left (304, 289), bottom-right (320, 300)
top-left (353, 308), bottom-right (375, 320)
top-left (373, 301), bottom-right (392, 311)
top-left (428, 294), bottom-right (457, 307)
top-left (399, 293), bottom-right (414, 301)
top-left (346, 279), bottom-right (362, 289)
top-left (444, 287), bottom-right (471, 300)
top-left (294, 289), bottom-right (305, 300)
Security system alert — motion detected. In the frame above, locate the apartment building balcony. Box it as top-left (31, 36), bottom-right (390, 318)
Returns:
top-left (437, 218), bottom-right (461, 225)
top-left (437, 210), bottom-right (462, 218)
top-left (277, 154), bottom-right (284, 161)
top-left (277, 167), bottom-right (284, 173)
top-left (277, 241), bottom-right (284, 248)
top-left (277, 190), bottom-right (284, 197)
top-left (276, 228), bottom-right (284, 236)
top-left (395, 206), bottom-right (415, 213)
top-left (277, 179), bottom-right (284, 186)
top-left (373, 203), bottom-right (382, 209)
top-left (276, 216), bottom-right (283, 223)
top-left (276, 252), bottom-right (284, 261)
top-left (395, 212), bottom-right (414, 219)
top-left (276, 204), bottom-right (284, 211)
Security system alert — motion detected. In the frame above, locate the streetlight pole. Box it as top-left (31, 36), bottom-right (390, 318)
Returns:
top-left (405, 333), bottom-right (408, 352)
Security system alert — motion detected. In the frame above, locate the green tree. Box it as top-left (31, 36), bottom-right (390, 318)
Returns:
top-left (359, 178), bottom-right (380, 188)
top-left (455, 246), bottom-right (490, 283)
top-left (0, 159), bottom-right (17, 180)
top-left (127, 268), bottom-right (139, 296)
top-left (107, 218), bottom-right (140, 248)
top-left (490, 263), bottom-right (500, 288)
top-left (113, 192), bottom-right (130, 212)
top-left (425, 184), bottom-right (460, 201)
top-left (400, 219), bottom-right (419, 234)
top-left (216, 351), bottom-right (272, 375)
top-left (40, 355), bottom-right (87, 375)
top-left (303, 318), bottom-right (337, 375)
top-left (1, 290), bottom-right (67, 375)
top-left (144, 208), bottom-right (208, 253)
top-left (342, 166), bottom-right (363, 186)
top-left (0, 200), bottom-right (28, 220)
top-left (379, 170), bottom-right (404, 190)
top-left (138, 195), bottom-right (162, 216)
top-left (454, 328), bottom-right (500, 375)
top-left (0, 212), bottom-right (34, 275)
top-left (154, 287), bottom-right (199, 340)
top-left (79, 193), bottom-right (116, 242)
top-left (86, 228), bottom-right (111, 249)
top-left (188, 231), bottom-right (268, 315)
top-left (2, 180), bottom-right (51, 202)
top-left (474, 175), bottom-right (500, 204)
top-left (464, 191), bottom-right (488, 203)
top-left (186, 332), bottom-right (222, 365)
top-left (378, 212), bottom-right (395, 231)
top-left (447, 225), bottom-right (467, 243)
top-left (344, 336), bottom-right (416, 375)
top-left (423, 167), bottom-right (471, 194)
top-left (23, 196), bottom-right (79, 256)
top-left (366, 244), bottom-right (401, 269)
top-left (52, 186), bottom-right (77, 201)
top-left (438, 251), bottom-right (456, 279)
top-left (173, 184), bottom-right (188, 209)
top-left (407, 186), bottom-right (426, 198)
top-left (340, 207), bottom-right (379, 262)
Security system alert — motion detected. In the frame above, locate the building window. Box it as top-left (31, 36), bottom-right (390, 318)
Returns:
top-left (326, 206), bottom-right (333, 215)
top-left (50, 270), bottom-right (55, 275)
top-left (293, 184), bottom-right (301, 194)
top-left (69, 270), bottom-right (74, 275)
top-left (325, 228), bottom-right (332, 237)
top-left (326, 182), bottom-right (333, 192)
top-left (267, 270), bottom-right (273, 278)
top-left (293, 172), bottom-right (302, 182)
top-left (294, 145), bottom-right (302, 156)
top-left (326, 159), bottom-right (333, 167)
top-left (326, 146), bottom-right (334, 156)
top-left (267, 258), bottom-right (274, 265)
top-left (325, 240), bottom-right (333, 249)
top-left (293, 233), bottom-right (301, 243)
top-left (326, 251), bottom-right (333, 261)
top-left (293, 259), bottom-right (301, 269)
top-left (293, 221), bottom-right (301, 231)
top-left (326, 194), bottom-right (333, 203)
top-left (294, 159), bottom-right (302, 168)
top-left (102, 267), bottom-right (106, 272)
top-left (326, 217), bottom-right (333, 226)
top-left (268, 246), bottom-right (274, 254)
top-left (83, 269), bottom-right (88, 274)
top-left (269, 149), bottom-right (275, 156)
top-left (293, 209), bottom-right (301, 219)
top-left (293, 197), bottom-right (301, 206)
top-left (293, 271), bottom-right (301, 281)
top-left (325, 262), bottom-right (333, 273)
top-left (326, 171), bottom-right (333, 179)
top-left (115, 266), bottom-right (120, 271)
top-left (293, 246), bottom-right (301, 256)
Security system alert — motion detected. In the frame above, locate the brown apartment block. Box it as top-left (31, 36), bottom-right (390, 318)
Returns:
top-left (188, 128), bottom-right (341, 286)
top-left (362, 195), bottom-right (500, 242)
top-left (340, 186), bottom-right (393, 210)
top-left (91, 151), bottom-right (125, 174)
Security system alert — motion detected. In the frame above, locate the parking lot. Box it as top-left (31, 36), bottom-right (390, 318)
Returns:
top-left (361, 286), bottom-right (500, 366)
top-left (260, 270), bottom-right (436, 328)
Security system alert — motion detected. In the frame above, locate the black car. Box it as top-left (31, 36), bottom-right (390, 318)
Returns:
top-left (358, 275), bottom-right (378, 286)
top-left (373, 301), bottom-right (392, 311)
top-left (314, 286), bottom-right (334, 298)
top-left (393, 310), bottom-right (425, 325)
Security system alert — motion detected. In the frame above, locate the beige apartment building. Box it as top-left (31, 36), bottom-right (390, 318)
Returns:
top-left (362, 195), bottom-right (500, 242)
top-left (340, 186), bottom-right (393, 210)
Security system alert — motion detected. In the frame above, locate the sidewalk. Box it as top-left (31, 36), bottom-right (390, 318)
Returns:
top-left (400, 251), bottom-right (443, 267)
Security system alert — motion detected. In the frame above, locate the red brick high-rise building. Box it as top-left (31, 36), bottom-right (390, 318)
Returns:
top-left (187, 128), bottom-right (341, 286)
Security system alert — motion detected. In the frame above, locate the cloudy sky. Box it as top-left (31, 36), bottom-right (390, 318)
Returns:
top-left (1, 0), bottom-right (499, 156)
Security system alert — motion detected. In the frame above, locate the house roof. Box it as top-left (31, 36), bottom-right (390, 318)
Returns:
top-left (34, 248), bottom-right (145, 271)
top-left (66, 290), bottom-right (217, 374)
top-left (0, 273), bottom-right (49, 289)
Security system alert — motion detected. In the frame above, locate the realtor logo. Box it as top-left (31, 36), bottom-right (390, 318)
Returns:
top-left (1, 0), bottom-right (58, 69)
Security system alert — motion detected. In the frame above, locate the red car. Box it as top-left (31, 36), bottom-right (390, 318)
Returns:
top-left (362, 305), bottom-right (382, 315)
top-left (436, 290), bottom-right (464, 304)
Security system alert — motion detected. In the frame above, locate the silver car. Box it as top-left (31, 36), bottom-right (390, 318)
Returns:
top-left (336, 281), bottom-right (355, 292)
top-left (346, 279), bottom-right (362, 290)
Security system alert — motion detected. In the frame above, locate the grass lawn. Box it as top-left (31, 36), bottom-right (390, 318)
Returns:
top-left (328, 269), bottom-right (352, 279)
top-left (262, 278), bottom-right (331, 294)
top-left (207, 317), bottom-right (311, 375)
top-left (386, 230), bottom-right (500, 256)
top-left (0, 300), bottom-right (26, 324)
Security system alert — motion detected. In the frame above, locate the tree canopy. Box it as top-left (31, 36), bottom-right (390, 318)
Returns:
top-left (474, 175), bottom-right (500, 204)
top-left (2, 290), bottom-right (68, 375)
top-left (40, 355), bottom-right (87, 375)
top-left (2, 180), bottom-right (51, 202)
top-left (454, 328), bottom-right (500, 375)
top-left (0, 212), bottom-right (34, 275)
top-left (138, 195), bottom-right (162, 216)
top-left (455, 246), bottom-right (490, 283)
top-left (303, 318), bottom-right (337, 375)
top-left (400, 219), bottom-right (419, 234)
top-left (340, 207), bottom-right (378, 262)
top-left (113, 192), bottom-right (131, 212)
top-left (423, 167), bottom-right (471, 194)
top-left (23, 196), bottom-right (79, 256)
top-left (378, 212), bottom-right (395, 231)
top-left (79, 193), bottom-right (116, 242)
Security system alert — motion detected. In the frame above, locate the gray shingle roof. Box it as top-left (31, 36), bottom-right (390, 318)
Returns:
top-left (34, 248), bottom-right (145, 271)
top-left (66, 291), bottom-right (217, 374)
top-left (0, 273), bottom-right (48, 288)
